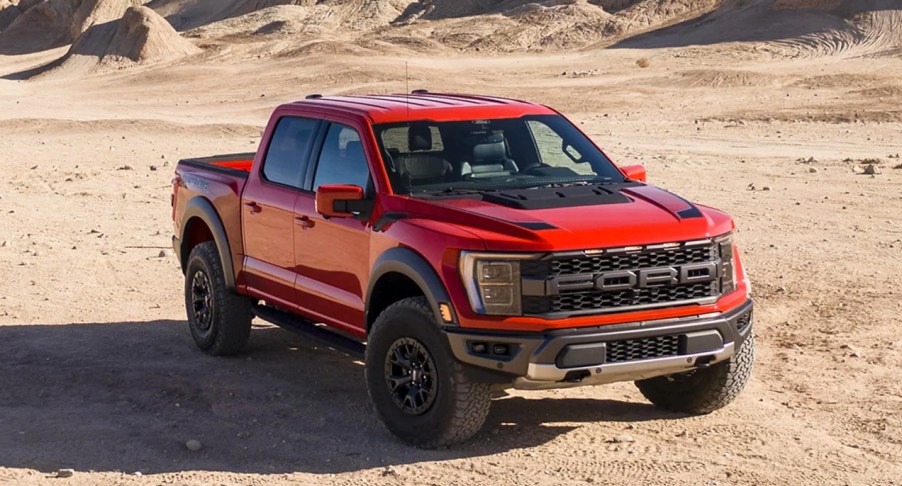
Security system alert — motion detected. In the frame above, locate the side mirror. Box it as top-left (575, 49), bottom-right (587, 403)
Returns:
top-left (620, 164), bottom-right (647, 183)
top-left (315, 184), bottom-right (368, 219)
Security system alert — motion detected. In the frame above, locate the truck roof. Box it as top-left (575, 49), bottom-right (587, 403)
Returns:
top-left (286, 92), bottom-right (557, 124)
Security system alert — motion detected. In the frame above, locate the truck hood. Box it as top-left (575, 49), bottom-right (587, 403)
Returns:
top-left (401, 183), bottom-right (734, 252)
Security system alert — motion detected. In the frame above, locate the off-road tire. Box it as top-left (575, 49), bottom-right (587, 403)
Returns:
top-left (636, 333), bottom-right (755, 414)
top-left (366, 297), bottom-right (492, 448)
top-left (184, 241), bottom-right (252, 356)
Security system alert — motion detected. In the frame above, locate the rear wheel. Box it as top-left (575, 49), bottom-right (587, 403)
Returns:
top-left (184, 241), bottom-right (252, 356)
top-left (365, 297), bottom-right (492, 448)
top-left (636, 334), bottom-right (755, 414)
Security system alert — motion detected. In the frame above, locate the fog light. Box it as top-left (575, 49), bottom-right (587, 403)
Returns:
top-left (471, 343), bottom-right (487, 354)
top-left (492, 344), bottom-right (509, 356)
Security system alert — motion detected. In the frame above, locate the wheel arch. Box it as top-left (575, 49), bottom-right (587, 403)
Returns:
top-left (179, 197), bottom-right (237, 291)
top-left (366, 247), bottom-right (457, 333)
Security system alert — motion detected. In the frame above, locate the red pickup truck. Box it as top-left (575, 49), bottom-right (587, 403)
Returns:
top-left (171, 91), bottom-right (754, 447)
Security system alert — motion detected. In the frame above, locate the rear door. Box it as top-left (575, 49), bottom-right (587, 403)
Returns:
top-left (293, 121), bottom-right (374, 336)
top-left (241, 116), bottom-right (321, 309)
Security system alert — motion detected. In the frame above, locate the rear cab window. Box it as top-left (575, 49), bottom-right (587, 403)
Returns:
top-left (380, 126), bottom-right (445, 153)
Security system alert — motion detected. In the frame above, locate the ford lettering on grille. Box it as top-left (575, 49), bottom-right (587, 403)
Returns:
top-left (551, 262), bottom-right (718, 294)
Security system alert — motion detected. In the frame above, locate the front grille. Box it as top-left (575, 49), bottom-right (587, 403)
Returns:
top-left (606, 335), bottom-right (681, 363)
top-left (523, 281), bottom-right (718, 314)
top-left (521, 245), bottom-right (717, 276)
top-left (521, 241), bottom-right (722, 316)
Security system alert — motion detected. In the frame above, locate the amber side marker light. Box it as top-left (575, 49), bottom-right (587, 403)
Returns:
top-left (439, 303), bottom-right (454, 323)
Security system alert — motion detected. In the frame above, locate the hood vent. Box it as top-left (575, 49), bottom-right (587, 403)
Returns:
top-left (480, 183), bottom-right (638, 210)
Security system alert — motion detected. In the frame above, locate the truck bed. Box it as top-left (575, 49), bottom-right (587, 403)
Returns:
top-left (179, 152), bottom-right (256, 177)
top-left (173, 153), bottom-right (256, 281)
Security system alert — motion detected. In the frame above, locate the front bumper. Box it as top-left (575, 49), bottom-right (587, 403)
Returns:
top-left (445, 299), bottom-right (753, 390)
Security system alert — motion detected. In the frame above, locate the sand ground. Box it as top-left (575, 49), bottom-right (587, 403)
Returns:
top-left (1, 9), bottom-right (901, 485)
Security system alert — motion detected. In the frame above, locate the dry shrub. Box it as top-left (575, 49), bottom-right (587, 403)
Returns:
top-left (636, 57), bottom-right (651, 68)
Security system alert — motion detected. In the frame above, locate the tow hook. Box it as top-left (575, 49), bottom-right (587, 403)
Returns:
top-left (695, 356), bottom-right (716, 369)
top-left (562, 370), bottom-right (591, 383)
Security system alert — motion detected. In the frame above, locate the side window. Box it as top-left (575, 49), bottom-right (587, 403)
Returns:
top-left (262, 117), bottom-right (319, 188)
top-left (313, 123), bottom-right (371, 191)
top-left (527, 120), bottom-right (595, 176)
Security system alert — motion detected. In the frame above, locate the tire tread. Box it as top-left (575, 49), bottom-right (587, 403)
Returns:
top-left (367, 297), bottom-right (491, 448)
top-left (185, 241), bottom-right (252, 356)
top-left (636, 334), bottom-right (755, 414)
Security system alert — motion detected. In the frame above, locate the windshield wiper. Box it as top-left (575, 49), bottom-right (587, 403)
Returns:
top-left (514, 178), bottom-right (617, 189)
top-left (412, 186), bottom-right (482, 196)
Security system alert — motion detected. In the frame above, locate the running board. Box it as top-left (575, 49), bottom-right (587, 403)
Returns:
top-left (252, 305), bottom-right (365, 358)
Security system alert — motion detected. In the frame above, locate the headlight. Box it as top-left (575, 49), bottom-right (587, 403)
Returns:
top-left (716, 233), bottom-right (737, 295)
top-left (460, 252), bottom-right (536, 315)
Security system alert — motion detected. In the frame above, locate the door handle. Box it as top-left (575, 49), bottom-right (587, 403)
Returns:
top-left (295, 215), bottom-right (315, 230)
top-left (244, 201), bottom-right (262, 214)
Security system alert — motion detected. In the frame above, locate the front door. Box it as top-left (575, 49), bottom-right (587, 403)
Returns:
top-left (293, 121), bottom-right (373, 336)
top-left (242, 116), bottom-right (320, 310)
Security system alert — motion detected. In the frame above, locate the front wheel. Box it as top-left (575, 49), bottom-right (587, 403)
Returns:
top-left (184, 241), bottom-right (253, 356)
top-left (365, 297), bottom-right (492, 448)
top-left (636, 333), bottom-right (755, 414)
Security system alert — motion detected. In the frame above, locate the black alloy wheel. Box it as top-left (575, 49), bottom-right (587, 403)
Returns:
top-left (385, 337), bottom-right (438, 415)
top-left (191, 270), bottom-right (214, 332)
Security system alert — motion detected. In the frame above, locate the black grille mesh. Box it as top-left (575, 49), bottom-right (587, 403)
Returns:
top-left (523, 282), bottom-right (718, 315)
top-left (605, 335), bottom-right (681, 363)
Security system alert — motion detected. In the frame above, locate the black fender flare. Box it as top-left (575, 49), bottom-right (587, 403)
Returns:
top-left (366, 247), bottom-right (457, 329)
top-left (179, 197), bottom-right (237, 291)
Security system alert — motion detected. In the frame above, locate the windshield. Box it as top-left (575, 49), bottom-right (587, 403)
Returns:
top-left (373, 115), bottom-right (625, 195)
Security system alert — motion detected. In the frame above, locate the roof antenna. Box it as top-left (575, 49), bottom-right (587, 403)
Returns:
top-left (405, 61), bottom-right (412, 195)
top-left (405, 61), bottom-right (410, 124)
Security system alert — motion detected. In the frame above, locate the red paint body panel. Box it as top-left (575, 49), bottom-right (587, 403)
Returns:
top-left (289, 94), bottom-right (558, 125)
top-left (172, 93), bottom-right (750, 338)
top-left (241, 178), bottom-right (299, 307)
top-left (293, 192), bottom-right (370, 338)
top-left (172, 164), bottom-right (247, 287)
top-left (399, 192), bottom-right (734, 252)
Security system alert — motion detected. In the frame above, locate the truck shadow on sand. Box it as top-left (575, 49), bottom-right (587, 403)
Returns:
top-left (0, 320), bottom-right (679, 475)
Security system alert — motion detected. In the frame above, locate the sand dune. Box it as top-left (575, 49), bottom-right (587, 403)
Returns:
top-left (17, 5), bottom-right (199, 78)
top-left (69, 0), bottom-right (141, 40)
top-left (766, 0), bottom-right (902, 57)
top-left (0, 0), bottom-right (140, 53)
top-left (170, 0), bottom-right (720, 53)
top-left (3, 0), bottom-right (900, 61)
top-left (0, 0), bottom-right (76, 53)
top-left (148, 0), bottom-right (316, 30)
top-left (616, 0), bottom-right (902, 57)
top-left (163, 0), bottom-right (902, 55)
top-left (62, 6), bottom-right (199, 73)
